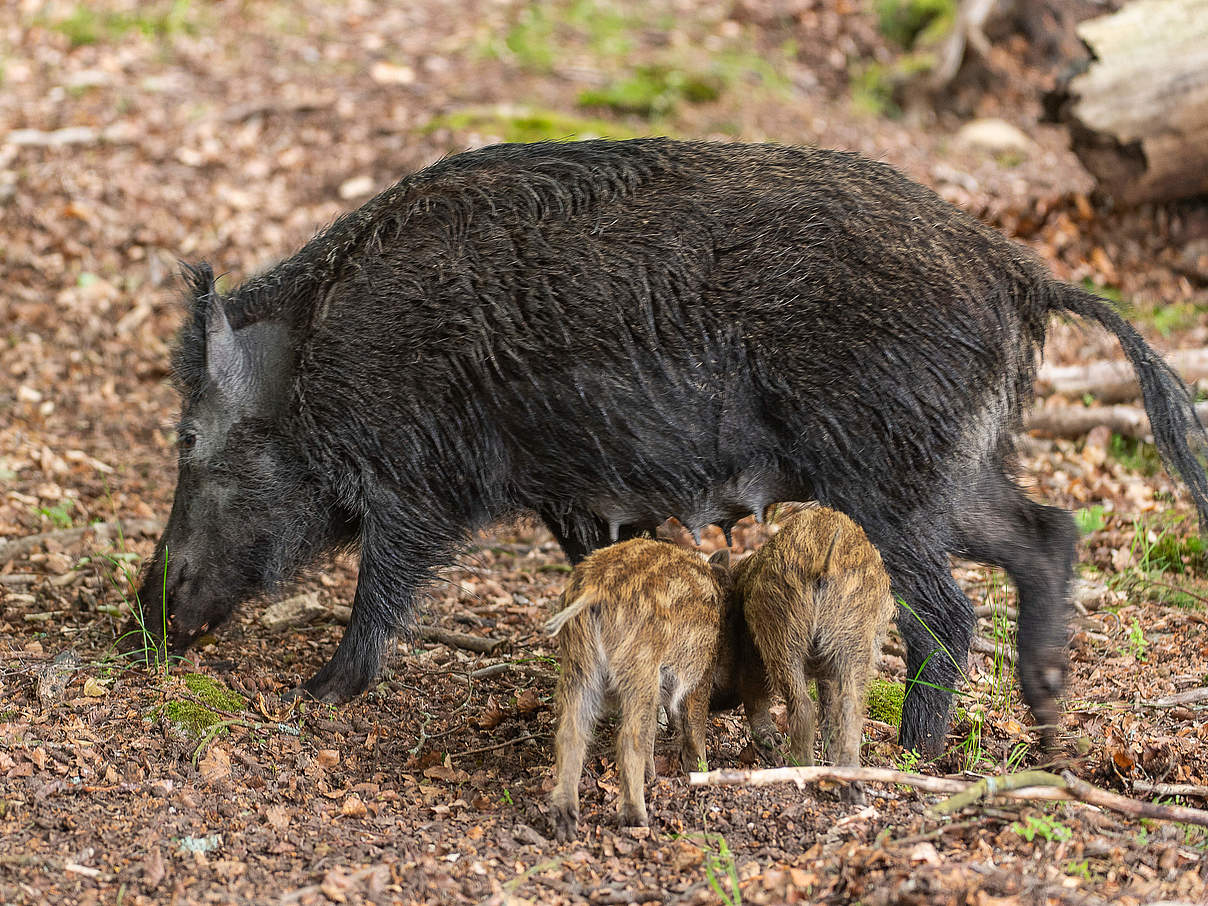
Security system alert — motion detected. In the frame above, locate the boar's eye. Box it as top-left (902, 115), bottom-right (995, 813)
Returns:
top-left (178, 430), bottom-right (198, 453)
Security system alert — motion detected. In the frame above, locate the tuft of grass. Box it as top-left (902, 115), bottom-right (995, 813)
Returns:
top-left (866, 678), bottom-right (905, 726)
top-left (422, 107), bottom-right (641, 144)
top-left (578, 64), bottom-right (723, 118)
top-left (1124, 617), bottom-right (1148, 661)
top-left (694, 832), bottom-right (742, 906)
top-left (50, 0), bottom-right (197, 47)
top-left (1074, 505), bottom-right (1107, 536)
top-left (1108, 433), bottom-right (1163, 477)
top-left (873, 0), bottom-right (955, 48)
top-left (983, 572), bottom-right (1016, 712)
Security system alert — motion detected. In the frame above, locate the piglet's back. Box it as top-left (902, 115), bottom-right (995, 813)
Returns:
top-left (735, 507), bottom-right (893, 629)
top-left (548, 538), bottom-right (725, 645)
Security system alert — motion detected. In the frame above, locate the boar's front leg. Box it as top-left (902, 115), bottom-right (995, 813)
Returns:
top-left (289, 517), bottom-right (420, 703)
top-left (883, 546), bottom-right (975, 758)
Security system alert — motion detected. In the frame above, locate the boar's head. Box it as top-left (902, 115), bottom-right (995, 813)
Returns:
top-left (128, 264), bottom-right (329, 657)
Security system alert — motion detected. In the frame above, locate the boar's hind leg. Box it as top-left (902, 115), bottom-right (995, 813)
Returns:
top-left (819, 667), bottom-right (871, 804)
top-left (289, 522), bottom-right (416, 703)
top-left (884, 546), bottom-right (974, 758)
top-left (953, 470), bottom-right (1077, 752)
top-left (616, 684), bottom-right (660, 828)
top-left (550, 659), bottom-right (605, 842)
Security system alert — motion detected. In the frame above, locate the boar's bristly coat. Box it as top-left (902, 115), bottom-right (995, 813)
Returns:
top-left (134, 138), bottom-right (1208, 756)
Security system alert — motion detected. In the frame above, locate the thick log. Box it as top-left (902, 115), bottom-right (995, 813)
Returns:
top-left (1054, 0), bottom-right (1208, 204)
top-left (1025, 400), bottom-right (1208, 440)
top-left (1036, 348), bottom-right (1208, 403)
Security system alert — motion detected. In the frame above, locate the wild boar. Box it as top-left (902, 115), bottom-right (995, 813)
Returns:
top-left (131, 138), bottom-right (1208, 756)
top-left (726, 507), bottom-right (894, 799)
top-left (545, 539), bottom-right (730, 838)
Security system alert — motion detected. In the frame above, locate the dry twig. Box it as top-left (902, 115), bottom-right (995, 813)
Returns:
top-left (417, 624), bottom-right (502, 654)
top-left (0, 518), bottom-right (161, 564)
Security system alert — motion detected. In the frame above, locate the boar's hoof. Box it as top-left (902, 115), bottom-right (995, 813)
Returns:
top-left (282, 678), bottom-right (355, 705)
top-left (549, 805), bottom-right (578, 843)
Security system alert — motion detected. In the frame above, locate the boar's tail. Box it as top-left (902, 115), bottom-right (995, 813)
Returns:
top-left (544, 590), bottom-right (599, 637)
top-left (1051, 284), bottom-right (1208, 530)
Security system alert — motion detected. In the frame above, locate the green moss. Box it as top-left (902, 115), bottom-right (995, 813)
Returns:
top-left (873, 0), bottom-right (955, 48)
top-left (578, 65), bottom-right (723, 118)
top-left (161, 673), bottom-right (245, 738)
top-left (49, 0), bottom-right (198, 47)
top-left (866, 679), bottom-right (905, 726)
top-left (423, 107), bottom-right (641, 144)
top-left (494, 0), bottom-right (639, 71)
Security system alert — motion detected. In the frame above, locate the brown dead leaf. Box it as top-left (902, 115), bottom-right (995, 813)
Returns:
top-left (265, 804), bottom-right (290, 833)
top-left (316, 749), bottom-right (340, 768)
top-left (320, 868), bottom-right (355, 903)
top-left (477, 696), bottom-right (505, 730)
top-left (514, 689), bottom-right (541, 714)
top-left (141, 848), bottom-right (166, 888)
top-left (340, 794), bottom-right (367, 818)
top-left (199, 745), bottom-right (231, 785)
top-left (81, 677), bottom-right (109, 698)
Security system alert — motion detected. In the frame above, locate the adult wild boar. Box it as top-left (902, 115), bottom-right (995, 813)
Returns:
top-left (133, 138), bottom-right (1208, 756)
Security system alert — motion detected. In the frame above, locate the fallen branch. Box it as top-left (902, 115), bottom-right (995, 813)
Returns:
top-left (932, 770), bottom-right (1065, 815)
top-left (1061, 770), bottom-right (1208, 827)
top-left (416, 625), bottom-right (502, 654)
top-left (1025, 401), bottom-right (1208, 440)
top-left (1132, 780), bottom-right (1208, 799)
top-left (690, 766), bottom-right (1208, 828)
top-left (970, 636), bottom-right (1014, 662)
top-left (1037, 349), bottom-right (1208, 403)
top-left (0, 518), bottom-right (161, 565)
top-left (973, 603), bottom-right (1018, 621)
top-left (1140, 687), bottom-right (1208, 709)
top-left (448, 732), bottom-right (547, 761)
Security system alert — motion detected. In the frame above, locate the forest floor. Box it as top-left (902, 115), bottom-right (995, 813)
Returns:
top-left (3, 1), bottom-right (1208, 903)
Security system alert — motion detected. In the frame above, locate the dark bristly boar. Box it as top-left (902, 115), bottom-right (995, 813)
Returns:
top-left (545, 539), bottom-right (730, 838)
top-left (131, 138), bottom-right (1208, 757)
top-left (727, 507), bottom-right (894, 801)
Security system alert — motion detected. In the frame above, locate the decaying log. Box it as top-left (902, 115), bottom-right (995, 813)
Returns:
top-left (1025, 401), bottom-right (1208, 441)
top-left (1037, 348), bottom-right (1208, 404)
top-left (1053, 0), bottom-right (1208, 204)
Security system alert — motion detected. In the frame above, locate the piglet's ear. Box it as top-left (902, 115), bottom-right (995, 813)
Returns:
top-left (708, 549), bottom-right (731, 569)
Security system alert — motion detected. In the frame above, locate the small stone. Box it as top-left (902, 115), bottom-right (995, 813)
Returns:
top-left (955, 118), bottom-right (1036, 155)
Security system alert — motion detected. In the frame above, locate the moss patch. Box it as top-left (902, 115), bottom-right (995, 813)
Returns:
top-left (866, 679), bottom-right (905, 726)
top-left (578, 64), bottom-right (723, 118)
top-left (161, 673), bottom-right (246, 738)
top-left (423, 107), bottom-right (641, 145)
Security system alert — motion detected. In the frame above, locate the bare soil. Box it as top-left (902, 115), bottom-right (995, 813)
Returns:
top-left (3, 1), bottom-right (1208, 904)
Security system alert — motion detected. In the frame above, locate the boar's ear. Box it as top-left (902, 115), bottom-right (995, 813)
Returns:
top-left (204, 287), bottom-right (252, 398)
top-left (708, 549), bottom-right (731, 569)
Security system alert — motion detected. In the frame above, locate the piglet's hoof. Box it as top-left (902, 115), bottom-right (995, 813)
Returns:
top-left (617, 805), bottom-right (649, 829)
top-left (549, 805), bottom-right (578, 843)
